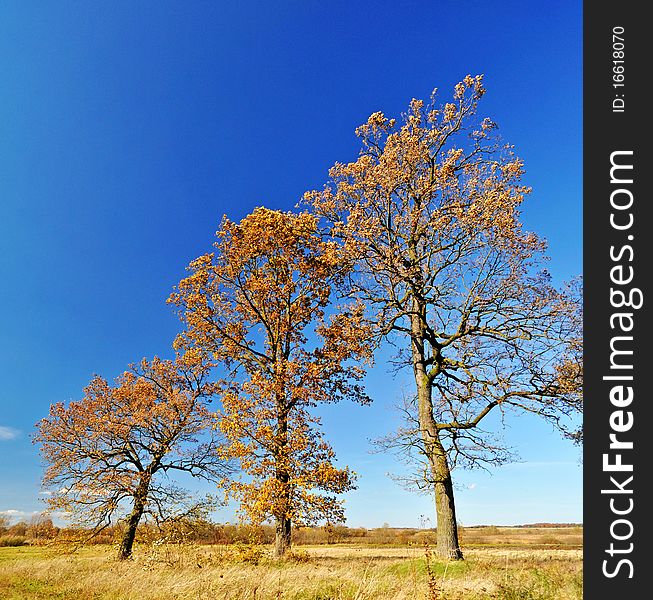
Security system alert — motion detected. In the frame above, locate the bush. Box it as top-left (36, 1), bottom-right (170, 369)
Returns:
top-left (539, 536), bottom-right (562, 546)
top-left (0, 535), bottom-right (28, 547)
top-left (228, 542), bottom-right (266, 564)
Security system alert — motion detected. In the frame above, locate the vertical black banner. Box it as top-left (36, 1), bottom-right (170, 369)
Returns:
top-left (584, 2), bottom-right (650, 597)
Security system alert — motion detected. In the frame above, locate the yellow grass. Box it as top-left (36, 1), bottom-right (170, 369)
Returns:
top-left (0, 536), bottom-right (583, 600)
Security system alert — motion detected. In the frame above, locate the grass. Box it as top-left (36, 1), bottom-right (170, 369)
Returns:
top-left (459, 527), bottom-right (582, 550)
top-left (0, 534), bottom-right (582, 599)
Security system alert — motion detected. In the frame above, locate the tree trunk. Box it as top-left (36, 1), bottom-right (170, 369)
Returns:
top-left (431, 442), bottom-right (463, 560)
top-left (118, 476), bottom-right (150, 560)
top-left (418, 386), bottom-right (463, 560)
top-left (411, 298), bottom-right (463, 560)
top-left (274, 390), bottom-right (292, 558)
top-left (273, 464), bottom-right (292, 557)
top-left (274, 515), bottom-right (292, 558)
top-left (118, 499), bottom-right (145, 560)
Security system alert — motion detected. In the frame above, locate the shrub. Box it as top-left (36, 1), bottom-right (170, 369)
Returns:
top-left (0, 535), bottom-right (28, 547)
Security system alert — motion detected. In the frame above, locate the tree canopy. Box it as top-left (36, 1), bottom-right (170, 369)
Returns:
top-left (35, 354), bottom-right (230, 559)
top-left (306, 75), bottom-right (582, 557)
top-left (169, 207), bottom-right (372, 556)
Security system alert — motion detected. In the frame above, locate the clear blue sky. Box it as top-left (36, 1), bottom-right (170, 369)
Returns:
top-left (0, 1), bottom-right (582, 528)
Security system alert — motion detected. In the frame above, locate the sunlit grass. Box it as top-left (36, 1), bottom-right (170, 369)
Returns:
top-left (0, 538), bottom-right (582, 600)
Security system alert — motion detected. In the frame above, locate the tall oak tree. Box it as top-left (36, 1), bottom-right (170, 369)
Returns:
top-left (169, 207), bottom-right (371, 557)
top-left (306, 76), bottom-right (582, 559)
top-left (35, 354), bottom-right (229, 559)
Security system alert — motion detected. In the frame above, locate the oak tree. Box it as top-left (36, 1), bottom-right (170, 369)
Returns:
top-left (35, 354), bottom-right (229, 559)
top-left (306, 76), bottom-right (582, 559)
top-left (169, 207), bottom-right (371, 557)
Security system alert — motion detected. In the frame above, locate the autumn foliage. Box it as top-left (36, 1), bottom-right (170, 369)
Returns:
top-left (34, 75), bottom-right (582, 563)
top-left (169, 207), bottom-right (372, 556)
top-left (35, 354), bottom-right (230, 559)
top-left (306, 75), bottom-right (582, 558)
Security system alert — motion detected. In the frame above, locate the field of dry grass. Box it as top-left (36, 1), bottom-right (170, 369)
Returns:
top-left (0, 527), bottom-right (583, 600)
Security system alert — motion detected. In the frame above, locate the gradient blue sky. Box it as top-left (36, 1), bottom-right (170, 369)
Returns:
top-left (0, 1), bottom-right (582, 528)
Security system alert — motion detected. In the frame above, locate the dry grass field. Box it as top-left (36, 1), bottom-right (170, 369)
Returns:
top-left (0, 527), bottom-right (582, 600)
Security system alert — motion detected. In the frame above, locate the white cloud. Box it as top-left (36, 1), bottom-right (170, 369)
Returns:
top-left (0, 509), bottom-right (40, 522)
top-left (0, 426), bottom-right (20, 441)
top-left (466, 483), bottom-right (477, 490)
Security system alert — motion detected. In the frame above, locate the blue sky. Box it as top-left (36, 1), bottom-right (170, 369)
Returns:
top-left (0, 1), bottom-right (581, 528)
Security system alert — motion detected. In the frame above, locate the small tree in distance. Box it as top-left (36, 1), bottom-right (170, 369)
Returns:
top-left (306, 75), bottom-right (582, 559)
top-left (169, 207), bottom-right (372, 557)
top-left (35, 354), bottom-right (231, 560)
